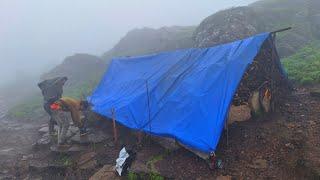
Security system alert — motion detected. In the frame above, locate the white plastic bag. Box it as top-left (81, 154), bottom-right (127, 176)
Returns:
top-left (115, 147), bottom-right (129, 176)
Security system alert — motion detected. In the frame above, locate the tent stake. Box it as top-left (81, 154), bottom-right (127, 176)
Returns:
top-left (111, 108), bottom-right (118, 144)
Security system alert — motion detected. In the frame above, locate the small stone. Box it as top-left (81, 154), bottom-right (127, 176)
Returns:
top-left (29, 160), bottom-right (49, 173)
top-left (78, 152), bottom-right (97, 166)
top-left (71, 130), bottom-right (109, 144)
top-left (79, 159), bottom-right (97, 170)
top-left (38, 126), bottom-right (49, 134)
top-left (216, 175), bottom-right (232, 180)
top-left (310, 90), bottom-right (320, 98)
top-left (106, 141), bottom-right (115, 147)
top-left (249, 159), bottom-right (268, 169)
top-left (50, 144), bottom-right (84, 153)
top-left (285, 143), bottom-right (294, 149)
top-left (309, 121), bottom-right (316, 126)
top-left (22, 154), bottom-right (33, 161)
top-left (297, 130), bottom-right (303, 133)
top-left (130, 160), bottom-right (150, 174)
top-left (286, 123), bottom-right (296, 129)
top-left (89, 164), bottom-right (119, 180)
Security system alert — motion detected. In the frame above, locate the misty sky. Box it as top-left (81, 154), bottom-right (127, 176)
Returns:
top-left (0, 0), bottom-right (257, 86)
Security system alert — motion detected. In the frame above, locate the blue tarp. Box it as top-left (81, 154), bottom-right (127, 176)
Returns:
top-left (89, 33), bottom-right (270, 153)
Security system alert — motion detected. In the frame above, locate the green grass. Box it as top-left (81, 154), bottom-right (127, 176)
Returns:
top-left (7, 95), bottom-right (42, 119)
top-left (282, 42), bottom-right (320, 85)
top-left (7, 80), bottom-right (99, 119)
top-left (126, 172), bottom-right (164, 180)
top-left (146, 154), bottom-right (164, 173)
top-left (55, 154), bottom-right (72, 166)
top-left (127, 172), bottom-right (139, 180)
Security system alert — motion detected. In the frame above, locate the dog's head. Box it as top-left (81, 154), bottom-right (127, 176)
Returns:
top-left (38, 77), bottom-right (68, 102)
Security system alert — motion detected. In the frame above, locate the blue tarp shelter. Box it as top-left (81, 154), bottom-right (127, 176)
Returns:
top-left (89, 33), bottom-right (271, 153)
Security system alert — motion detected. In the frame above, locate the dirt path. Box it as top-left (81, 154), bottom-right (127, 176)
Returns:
top-left (297, 88), bottom-right (320, 176)
top-left (0, 88), bottom-right (319, 179)
top-left (149, 87), bottom-right (320, 179)
top-left (0, 96), bottom-right (43, 178)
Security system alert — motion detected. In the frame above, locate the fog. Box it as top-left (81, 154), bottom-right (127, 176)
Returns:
top-left (0, 0), bottom-right (257, 87)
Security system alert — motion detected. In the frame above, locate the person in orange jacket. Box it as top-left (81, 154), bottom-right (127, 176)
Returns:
top-left (50, 97), bottom-right (89, 145)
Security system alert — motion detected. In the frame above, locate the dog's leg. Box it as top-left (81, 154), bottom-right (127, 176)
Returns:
top-left (57, 123), bottom-right (62, 144)
top-left (60, 113), bottom-right (69, 144)
top-left (54, 111), bottom-right (63, 145)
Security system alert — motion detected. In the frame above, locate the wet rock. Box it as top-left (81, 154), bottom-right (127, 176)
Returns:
top-left (0, 148), bottom-right (14, 154)
top-left (38, 126), bottom-right (49, 134)
top-left (285, 143), bottom-right (295, 149)
top-left (38, 133), bottom-right (51, 144)
top-left (228, 105), bottom-right (251, 125)
top-left (38, 125), bottom-right (57, 134)
top-left (249, 159), bottom-right (268, 169)
top-left (89, 164), bottom-right (120, 180)
top-left (22, 154), bottom-right (34, 161)
top-left (66, 126), bottom-right (79, 137)
top-left (106, 141), bottom-right (115, 147)
top-left (79, 159), bottom-right (97, 170)
top-left (310, 90), bottom-right (320, 98)
top-left (286, 123), bottom-right (296, 129)
top-left (78, 152), bottom-right (97, 170)
top-left (216, 175), bottom-right (232, 180)
top-left (309, 121), bottom-right (317, 126)
top-left (130, 160), bottom-right (150, 174)
top-left (29, 160), bottom-right (49, 173)
top-left (0, 174), bottom-right (14, 180)
top-left (50, 144), bottom-right (85, 153)
top-left (71, 130), bottom-right (110, 144)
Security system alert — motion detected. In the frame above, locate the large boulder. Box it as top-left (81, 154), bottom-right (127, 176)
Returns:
top-left (193, 7), bottom-right (263, 48)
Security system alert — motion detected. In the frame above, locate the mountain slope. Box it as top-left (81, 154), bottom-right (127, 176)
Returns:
top-left (41, 53), bottom-right (106, 90)
top-left (102, 26), bottom-right (195, 61)
top-left (193, 0), bottom-right (320, 57)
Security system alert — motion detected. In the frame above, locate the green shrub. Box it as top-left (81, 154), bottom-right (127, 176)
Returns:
top-left (282, 42), bottom-right (320, 85)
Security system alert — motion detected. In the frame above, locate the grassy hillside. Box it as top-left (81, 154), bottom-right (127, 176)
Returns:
top-left (7, 81), bottom-right (99, 119)
top-left (282, 42), bottom-right (320, 85)
top-left (8, 54), bottom-right (104, 119)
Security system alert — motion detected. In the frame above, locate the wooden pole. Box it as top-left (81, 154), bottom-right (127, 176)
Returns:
top-left (137, 131), bottom-right (142, 144)
top-left (145, 80), bottom-right (152, 145)
top-left (145, 80), bottom-right (151, 133)
top-left (225, 118), bottom-right (229, 148)
top-left (270, 27), bottom-right (292, 34)
top-left (111, 108), bottom-right (118, 144)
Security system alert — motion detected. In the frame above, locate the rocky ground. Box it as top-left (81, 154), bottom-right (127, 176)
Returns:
top-left (0, 87), bottom-right (319, 179)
